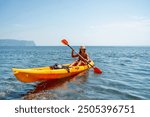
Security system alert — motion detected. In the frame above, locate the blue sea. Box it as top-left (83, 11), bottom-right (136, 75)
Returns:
top-left (0, 46), bottom-right (150, 100)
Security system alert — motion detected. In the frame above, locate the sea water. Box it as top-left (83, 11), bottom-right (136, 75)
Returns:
top-left (0, 46), bottom-right (150, 99)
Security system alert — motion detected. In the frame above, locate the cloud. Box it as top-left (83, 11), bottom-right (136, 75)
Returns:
top-left (131, 16), bottom-right (146, 20)
top-left (104, 20), bottom-right (150, 30)
top-left (89, 16), bottom-right (150, 33)
top-left (87, 16), bottom-right (150, 45)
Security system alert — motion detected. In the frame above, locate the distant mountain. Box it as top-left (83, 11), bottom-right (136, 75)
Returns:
top-left (0, 39), bottom-right (36, 46)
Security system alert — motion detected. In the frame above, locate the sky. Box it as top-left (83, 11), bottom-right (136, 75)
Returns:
top-left (0, 0), bottom-right (150, 46)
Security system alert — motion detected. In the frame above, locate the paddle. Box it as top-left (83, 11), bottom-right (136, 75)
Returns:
top-left (61, 39), bottom-right (102, 74)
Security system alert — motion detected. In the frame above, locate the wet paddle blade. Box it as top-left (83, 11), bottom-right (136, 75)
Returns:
top-left (94, 67), bottom-right (102, 74)
top-left (61, 39), bottom-right (69, 45)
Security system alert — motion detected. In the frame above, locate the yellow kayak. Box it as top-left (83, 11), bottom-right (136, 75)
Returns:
top-left (12, 61), bottom-right (94, 83)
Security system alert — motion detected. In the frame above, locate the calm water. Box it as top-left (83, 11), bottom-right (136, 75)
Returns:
top-left (0, 46), bottom-right (150, 100)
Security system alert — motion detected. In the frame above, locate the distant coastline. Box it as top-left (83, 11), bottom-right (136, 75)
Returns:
top-left (0, 39), bottom-right (36, 46)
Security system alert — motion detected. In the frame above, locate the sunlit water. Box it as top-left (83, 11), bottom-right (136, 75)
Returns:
top-left (0, 46), bottom-right (150, 100)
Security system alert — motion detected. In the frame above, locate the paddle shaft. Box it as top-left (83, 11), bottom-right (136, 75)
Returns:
top-left (66, 44), bottom-right (94, 68)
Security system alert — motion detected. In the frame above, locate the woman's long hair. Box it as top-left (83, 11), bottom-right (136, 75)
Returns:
top-left (79, 49), bottom-right (82, 54)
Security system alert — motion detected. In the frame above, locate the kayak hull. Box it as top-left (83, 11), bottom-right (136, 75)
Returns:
top-left (12, 61), bottom-right (94, 83)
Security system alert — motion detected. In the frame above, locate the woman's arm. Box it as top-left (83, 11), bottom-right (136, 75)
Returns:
top-left (71, 49), bottom-right (78, 58)
top-left (86, 54), bottom-right (90, 62)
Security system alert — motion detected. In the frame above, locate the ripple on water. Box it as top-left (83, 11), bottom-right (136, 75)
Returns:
top-left (0, 46), bottom-right (150, 99)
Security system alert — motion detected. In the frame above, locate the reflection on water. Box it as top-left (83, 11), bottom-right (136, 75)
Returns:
top-left (23, 71), bottom-right (89, 100)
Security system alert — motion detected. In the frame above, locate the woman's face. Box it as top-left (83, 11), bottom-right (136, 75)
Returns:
top-left (80, 49), bottom-right (86, 53)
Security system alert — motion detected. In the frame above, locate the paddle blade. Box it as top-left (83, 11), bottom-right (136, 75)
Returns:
top-left (61, 39), bottom-right (68, 45)
top-left (94, 67), bottom-right (102, 74)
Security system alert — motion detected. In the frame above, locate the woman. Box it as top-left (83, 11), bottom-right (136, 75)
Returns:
top-left (70, 46), bottom-right (90, 67)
